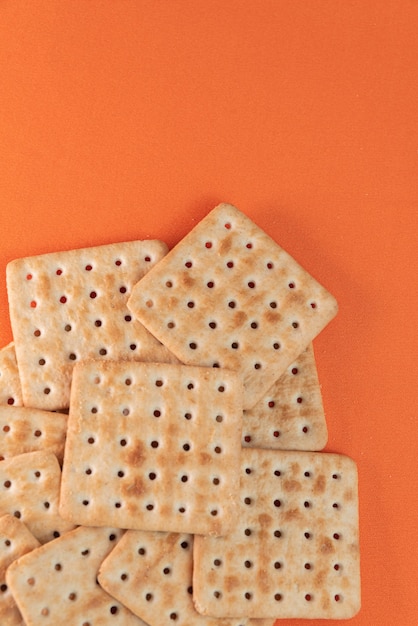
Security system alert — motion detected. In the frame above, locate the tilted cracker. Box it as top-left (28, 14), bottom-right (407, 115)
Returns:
top-left (6, 526), bottom-right (147, 626)
top-left (193, 448), bottom-right (360, 619)
top-left (0, 451), bottom-right (75, 543)
top-left (0, 514), bottom-right (40, 626)
top-left (0, 344), bottom-right (23, 408)
top-left (98, 530), bottom-right (253, 626)
top-left (6, 240), bottom-right (169, 410)
top-left (0, 406), bottom-right (67, 463)
top-left (243, 343), bottom-right (327, 451)
top-left (60, 360), bottom-right (243, 536)
top-left (127, 203), bottom-right (338, 410)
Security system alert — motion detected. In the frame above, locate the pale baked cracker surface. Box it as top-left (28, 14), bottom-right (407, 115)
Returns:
top-left (6, 525), bottom-right (147, 626)
top-left (243, 343), bottom-right (327, 450)
top-left (0, 514), bottom-right (40, 626)
top-left (60, 360), bottom-right (243, 536)
top-left (193, 448), bottom-right (360, 619)
top-left (6, 240), bottom-right (169, 410)
top-left (0, 406), bottom-right (67, 463)
top-left (0, 344), bottom-right (23, 408)
top-left (127, 203), bottom-right (338, 410)
top-left (0, 451), bottom-right (75, 543)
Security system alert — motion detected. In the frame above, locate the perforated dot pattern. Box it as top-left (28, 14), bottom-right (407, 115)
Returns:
top-left (98, 530), bottom-right (254, 626)
top-left (6, 240), bottom-right (169, 410)
top-left (242, 344), bottom-right (327, 451)
top-left (193, 449), bottom-right (360, 620)
top-left (6, 526), bottom-right (146, 625)
top-left (128, 204), bottom-right (338, 410)
top-left (60, 361), bottom-right (243, 536)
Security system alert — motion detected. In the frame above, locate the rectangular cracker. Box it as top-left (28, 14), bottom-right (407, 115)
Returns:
top-left (6, 240), bottom-right (169, 410)
top-left (127, 203), bottom-right (338, 410)
top-left (60, 360), bottom-right (243, 536)
top-left (0, 514), bottom-right (40, 626)
top-left (0, 406), bottom-right (68, 463)
top-left (0, 344), bottom-right (23, 408)
top-left (6, 526), bottom-right (147, 626)
top-left (0, 451), bottom-right (75, 543)
top-left (193, 448), bottom-right (360, 619)
top-left (243, 343), bottom-right (327, 450)
top-left (98, 530), bottom-right (250, 626)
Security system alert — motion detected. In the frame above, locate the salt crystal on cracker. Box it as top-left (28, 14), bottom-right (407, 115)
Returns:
top-left (193, 448), bottom-right (360, 619)
top-left (0, 514), bottom-right (40, 626)
top-left (0, 406), bottom-right (67, 463)
top-left (6, 240), bottom-right (168, 410)
top-left (0, 344), bottom-right (23, 408)
top-left (128, 203), bottom-right (338, 410)
top-left (243, 343), bottom-right (327, 450)
top-left (6, 526), bottom-right (147, 625)
top-left (60, 360), bottom-right (243, 536)
top-left (0, 451), bottom-right (75, 543)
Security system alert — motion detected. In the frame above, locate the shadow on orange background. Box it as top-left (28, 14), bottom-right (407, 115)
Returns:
top-left (0, 1), bottom-right (417, 624)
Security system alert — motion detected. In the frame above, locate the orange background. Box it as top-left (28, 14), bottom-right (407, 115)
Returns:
top-left (0, 1), bottom-right (417, 624)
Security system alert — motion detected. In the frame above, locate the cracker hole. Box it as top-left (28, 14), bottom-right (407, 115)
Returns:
top-left (144, 256), bottom-right (151, 262)
top-left (213, 558), bottom-right (222, 566)
top-left (59, 296), bottom-right (67, 304)
top-left (334, 563), bottom-right (341, 571)
top-left (214, 446), bottom-right (222, 454)
top-left (215, 415), bottom-right (223, 423)
top-left (115, 502), bottom-right (122, 508)
top-left (185, 261), bottom-right (193, 268)
top-left (121, 573), bottom-right (128, 581)
top-left (224, 222), bottom-right (231, 229)
top-left (208, 321), bottom-right (217, 329)
top-left (268, 401), bottom-right (275, 408)
top-left (292, 367), bottom-right (299, 375)
top-left (275, 593), bottom-right (283, 602)
top-left (333, 502), bottom-right (339, 509)
top-left (205, 242), bottom-right (212, 249)
top-left (7, 397), bottom-right (14, 406)
top-left (254, 363), bottom-right (261, 370)
top-left (34, 429), bottom-right (42, 437)
top-left (231, 341), bottom-right (239, 349)
top-left (187, 586), bottom-right (193, 594)
top-left (273, 431), bottom-right (280, 438)
top-left (245, 467), bottom-right (252, 474)
top-left (181, 541), bottom-right (189, 549)
top-left (151, 440), bottom-right (159, 448)
top-left (41, 608), bottom-right (49, 616)
top-left (302, 426), bottom-right (309, 433)
top-left (244, 497), bottom-right (252, 505)
top-left (207, 281), bottom-right (214, 288)
top-left (155, 379), bottom-right (164, 387)
top-left (250, 321), bottom-right (258, 329)
top-left (153, 409), bottom-right (161, 417)
top-left (228, 300), bottom-right (236, 308)
top-left (119, 286), bottom-right (127, 294)
top-left (120, 439), bottom-right (127, 447)
top-left (34, 329), bottom-right (41, 337)
top-left (65, 324), bottom-right (72, 332)
top-left (43, 501), bottom-right (50, 509)
top-left (125, 378), bottom-right (132, 386)
top-left (248, 281), bottom-right (255, 288)
top-left (85, 468), bottom-right (92, 475)
top-left (305, 594), bottom-right (312, 601)
top-left (4, 480), bottom-right (11, 488)
top-left (218, 385), bottom-right (225, 393)
top-left (274, 469), bottom-right (281, 476)
top-left (304, 501), bottom-right (311, 508)
top-left (244, 560), bottom-right (252, 568)
top-left (146, 504), bottom-right (154, 511)
top-left (333, 533), bottom-right (341, 540)
top-left (210, 509), bottom-right (218, 516)
top-left (56, 269), bottom-right (62, 276)
top-left (288, 282), bottom-right (295, 289)
top-left (122, 408), bottom-right (130, 416)
top-left (118, 470), bottom-right (125, 478)
top-left (90, 291), bottom-right (97, 299)
top-left (310, 302), bottom-right (317, 309)
top-left (145, 593), bottom-right (153, 601)
top-left (81, 549), bottom-right (90, 556)
top-left (88, 437), bottom-right (95, 444)
top-left (305, 563), bottom-right (312, 570)
top-left (304, 471), bottom-right (311, 477)
top-left (273, 342), bottom-right (280, 350)
top-left (27, 577), bottom-right (35, 585)
top-left (138, 547), bottom-right (146, 555)
top-left (4, 539), bottom-right (11, 548)
top-left (332, 473), bottom-right (340, 480)
top-left (334, 594), bottom-right (341, 602)
top-left (26, 273), bottom-right (32, 280)
top-left (146, 299), bottom-right (153, 308)
top-left (85, 264), bottom-right (93, 271)
top-left (244, 435), bottom-right (251, 443)
top-left (167, 321), bottom-right (175, 329)
top-left (246, 242), bottom-right (253, 249)
top-left (212, 362), bottom-right (220, 367)
top-left (110, 606), bottom-right (118, 615)
top-left (244, 528), bottom-right (252, 536)
top-left (274, 499), bottom-right (281, 508)
top-left (169, 613), bottom-right (177, 621)
top-left (178, 507), bottom-right (186, 513)
top-left (182, 443), bottom-right (190, 451)
top-left (53, 531), bottom-right (60, 538)
top-left (69, 353), bottom-right (77, 361)
top-left (267, 262), bottom-right (274, 269)
top-left (244, 592), bottom-right (252, 600)
top-left (189, 342), bottom-right (197, 350)
top-left (187, 301), bottom-right (195, 308)
top-left (214, 590), bottom-right (222, 598)
top-left (274, 530), bottom-right (282, 538)
top-left (274, 561), bottom-right (282, 569)
top-left (30, 300), bottom-right (37, 308)
top-left (82, 500), bottom-right (89, 506)
top-left (68, 592), bottom-right (76, 601)
top-left (124, 315), bottom-right (132, 322)
top-left (181, 475), bottom-right (188, 483)
top-left (184, 413), bottom-right (192, 420)
top-left (2, 425), bottom-right (10, 432)
top-left (109, 534), bottom-right (117, 541)
top-left (99, 348), bottom-right (107, 356)
top-left (187, 382), bottom-right (194, 389)
top-left (292, 321), bottom-right (299, 329)
top-left (304, 532), bottom-right (312, 539)
top-left (226, 261), bottom-right (234, 268)
top-left (165, 280), bottom-right (173, 288)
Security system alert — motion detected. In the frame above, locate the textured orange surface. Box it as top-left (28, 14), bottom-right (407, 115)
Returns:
top-left (0, 1), bottom-right (417, 624)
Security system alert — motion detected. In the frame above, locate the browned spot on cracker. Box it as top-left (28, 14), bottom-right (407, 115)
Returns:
top-left (126, 440), bottom-right (146, 466)
top-left (291, 462), bottom-right (300, 474)
top-left (284, 507), bottom-right (302, 521)
top-left (344, 488), bottom-right (354, 501)
top-left (233, 310), bottom-right (248, 327)
top-left (314, 569), bottom-right (327, 588)
top-left (258, 568), bottom-right (271, 593)
top-left (263, 310), bottom-right (282, 325)
top-left (319, 536), bottom-right (335, 554)
top-left (225, 576), bottom-right (240, 592)
top-left (314, 474), bottom-right (326, 494)
top-left (122, 476), bottom-right (145, 498)
top-left (218, 235), bottom-right (233, 255)
top-left (181, 272), bottom-right (195, 288)
top-left (258, 513), bottom-right (273, 527)
top-left (199, 452), bottom-right (212, 465)
top-left (283, 479), bottom-right (301, 492)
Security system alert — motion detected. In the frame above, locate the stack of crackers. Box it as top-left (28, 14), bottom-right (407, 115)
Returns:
top-left (0, 203), bottom-right (360, 625)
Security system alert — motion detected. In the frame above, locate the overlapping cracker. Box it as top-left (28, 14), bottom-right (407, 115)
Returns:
top-left (0, 514), bottom-right (40, 626)
top-left (0, 344), bottom-right (23, 408)
top-left (193, 448), bottom-right (360, 619)
top-left (60, 360), bottom-right (243, 536)
top-left (6, 240), bottom-right (169, 410)
top-left (98, 530), bottom-right (249, 626)
top-left (243, 343), bottom-right (327, 450)
top-left (0, 451), bottom-right (75, 543)
top-left (6, 526), bottom-right (147, 626)
top-left (127, 203), bottom-right (338, 410)
top-left (0, 406), bottom-right (67, 463)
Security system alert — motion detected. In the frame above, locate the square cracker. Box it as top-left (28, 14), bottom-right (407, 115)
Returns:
top-left (0, 451), bottom-right (75, 544)
top-left (60, 360), bottom-right (243, 536)
top-left (0, 514), bottom-right (40, 626)
top-left (98, 529), bottom-right (272, 626)
top-left (0, 344), bottom-right (23, 408)
top-left (127, 203), bottom-right (338, 410)
top-left (193, 448), bottom-right (360, 619)
top-left (0, 406), bottom-right (68, 463)
top-left (6, 240), bottom-right (169, 410)
top-left (6, 525), bottom-right (147, 626)
top-left (243, 343), bottom-right (327, 451)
